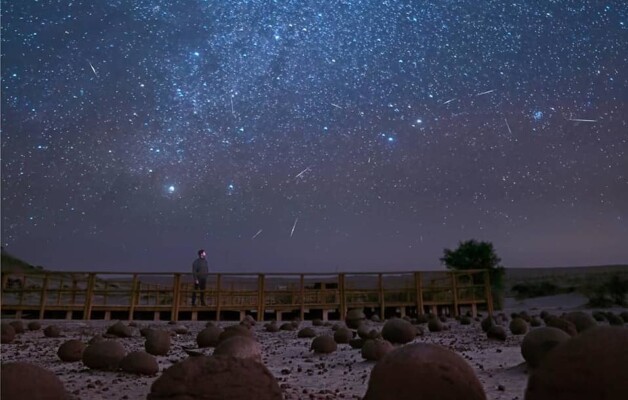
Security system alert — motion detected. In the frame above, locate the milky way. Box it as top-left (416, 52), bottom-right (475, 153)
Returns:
top-left (2, 1), bottom-right (627, 271)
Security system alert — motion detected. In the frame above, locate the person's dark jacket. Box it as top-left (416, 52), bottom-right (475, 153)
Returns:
top-left (192, 258), bottom-right (209, 281)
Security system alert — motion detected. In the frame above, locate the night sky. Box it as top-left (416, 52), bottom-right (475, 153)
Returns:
top-left (2, 1), bottom-right (627, 273)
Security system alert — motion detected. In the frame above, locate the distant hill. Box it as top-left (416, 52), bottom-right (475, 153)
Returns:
top-left (0, 247), bottom-right (45, 274)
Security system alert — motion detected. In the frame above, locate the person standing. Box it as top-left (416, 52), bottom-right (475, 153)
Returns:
top-left (192, 249), bottom-right (209, 306)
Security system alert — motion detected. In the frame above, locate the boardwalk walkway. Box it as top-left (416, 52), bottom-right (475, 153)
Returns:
top-left (1, 269), bottom-right (493, 321)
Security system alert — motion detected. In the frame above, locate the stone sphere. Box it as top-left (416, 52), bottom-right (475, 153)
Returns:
top-left (509, 318), bottom-right (529, 335)
top-left (521, 327), bottom-right (571, 368)
top-left (9, 320), bottom-right (25, 334)
top-left (427, 317), bottom-right (444, 332)
top-left (197, 326), bottom-right (223, 348)
top-left (1, 362), bottom-right (68, 400)
top-left (312, 318), bottom-right (324, 326)
top-left (487, 325), bottom-right (507, 341)
top-left (1, 322), bottom-right (16, 344)
top-left (148, 355), bottom-right (282, 400)
top-left (381, 318), bottom-right (416, 344)
top-left (43, 325), bottom-right (61, 338)
top-left (264, 322), bottom-right (280, 333)
top-left (545, 316), bottom-right (577, 336)
top-left (27, 321), bottom-right (41, 331)
top-left (333, 327), bottom-right (354, 344)
top-left (106, 321), bottom-right (133, 338)
top-left (361, 339), bottom-right (394, 361)
top-left (120, 351), bottom-right (159, 375)
top-left (345, 308), bottom-right (366, 329)
top-left (363, 343), bottom-right (486, 400)
top-left (481, 316), bottom-right (495, 333)
top-left (563, 312), bottom-right (597, 333)
top-left (82, 340), bottom-right (126, 371)
top-left (57, 339), bottom-right (86, 362)
top-left (311, 335), bottom-right (337, 354)
top-left (213, 336), bottom-right (262, 363)
top-left (145, 330), bottom-right (171, 356)
top-left (279, 322), bottom-right (296, 331)
top-left (297, 327), bottom-right (317, 338)
top-left (525, 327), bottom-right (628, 400)
top-left (219, 325), bottom-right (253, 343)
top-left (357, 323), bottom-right (380, 340)
top-left (349, 338), bottom-right (365, 349)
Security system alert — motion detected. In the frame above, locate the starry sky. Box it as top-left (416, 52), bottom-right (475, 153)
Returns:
top-left (2, 1), bottom-right (627, 273)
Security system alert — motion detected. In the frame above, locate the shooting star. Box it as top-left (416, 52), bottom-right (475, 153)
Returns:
top-left (295, 167), bottom-right (311, 179)
top-left (251, 229), bottom-right (263, 240)
top-left (475, 89), bottom-right (496, 97)
top-left (504, 118), bottom-right (512, 135)
top-left (87, 60), bottom-right (98, 77)
top-left (331, 103), bottom-right (343, 109)
top-left (567, 118), bottom-right (597, 123)
top-left (290, 218), bottom-right (298, 238)
top-left (230, 96), bottom-right (235, 115)
top-left (442, 98), bottom-right (456, 105)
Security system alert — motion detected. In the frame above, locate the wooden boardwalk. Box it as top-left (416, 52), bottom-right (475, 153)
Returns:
top-left (1, 269), bottom-right (493, 321)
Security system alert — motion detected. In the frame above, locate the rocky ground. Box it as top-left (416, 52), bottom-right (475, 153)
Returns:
top-left (1, 296), bottom-right (626, 400)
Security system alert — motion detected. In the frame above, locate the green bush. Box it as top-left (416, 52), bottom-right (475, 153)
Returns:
top-left (582, 274), bottom-right (628, 307)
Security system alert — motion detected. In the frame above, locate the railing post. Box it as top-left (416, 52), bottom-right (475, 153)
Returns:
top-left (128, 274), bottom-right (139, 321)
top-left (172, 273), bottom-right (181, 322)
top-left (484, 270), bottom-right (493, 316)
top-left (414, 272), bottom-right (424, 315)
top-left (83, 273), bottom-right (96, 320)
top-left (378, 273), bottom-right (385, 320)
top-left (38, 272), bottom-right (50, 320)
top-left (338, 273), bottom-right (346, 319)
top-left (216, 274), bottom-right (222, 321)
top-left (257, 274), bottom-right (265, 321)
top-left (299, 274), bottom-right (305, 321)
top-left (70, 276), bottom-right (78, 305)
top-left (451, 271), bottom-right (459, 317)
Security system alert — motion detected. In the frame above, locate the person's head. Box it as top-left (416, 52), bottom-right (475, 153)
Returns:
top-left (198, 249), bottom-right (206, 259)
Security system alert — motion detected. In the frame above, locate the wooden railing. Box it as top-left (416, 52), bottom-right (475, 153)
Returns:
top-left (0, 269), bottom-right (492, 321)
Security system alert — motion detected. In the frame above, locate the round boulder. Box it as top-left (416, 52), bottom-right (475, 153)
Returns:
top-left (43, 325), bottom-right (61, 338)
top-left (214, 336), bottom-right (262, 363)
top-left (361, 339), bottom-right (394, 361)
top-left (530, 316), bottom-right (542, 327)
top-left (82, 340), bottom-right (126, 371)
top-left (312, 318), bottom-right (324, 326)
top-left (57, 339), bottom-right (86, 362)
top-left (563, 311), bottom-right (597, 333)
top-left (357, 323), bottom-right (380, 340)
top-left (427, 317), bottom-right (444, 332)
top-left (509, 318), bottom-right (529, 335)
top-left (521, 327), bottom-right (571, 368)
top-left (345, 308), bottom-right (366, 329)
top-left (382, 318), bottom-right (416, 344)
top-left (9, 320), bottom-right (25, 334)
top-left (147, 355), bottom-right (282, 400)
top-left (1, 323), bottom-right (16, 344)
top-left (311, 335), bottom-right (337, 354)
top-left (481, 316), bottom-right (495, 333)
top-left (27, 321), bottom-right (41, 331)
top-left (264, 322), bottom-right (280, 333)
top-left (1, 362), bottom-right (68, 400)
top-left (349, 338), bottom-right (365, 349)
top-left (120, 351), bottom-right (159, 375)
top-left (197, 326), bottom-right (223, 348)
top-left (145, 330), bottom-right (171, 356)
top-left (487, 325), bottom-right (507, 341)
top-left (219, 325), bottom-right (253, 343)
top-left (525, 327), bottom-right (628, 400)
top-left (545, 316), bottom-right (577, 336)
top-left (363, 343), bottom-right (486, 400)
top-left (333, 327), bottom-right (354, 344)
top-left (106, 321), bottom-right (133, 338)
top-left (279, 322), bottom-right (296, 331)
top-left (297, 327), bottom-right (317, 338)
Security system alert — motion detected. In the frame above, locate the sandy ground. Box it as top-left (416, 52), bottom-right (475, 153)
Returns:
top-left (1, 295), bottom-right (624, 400)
